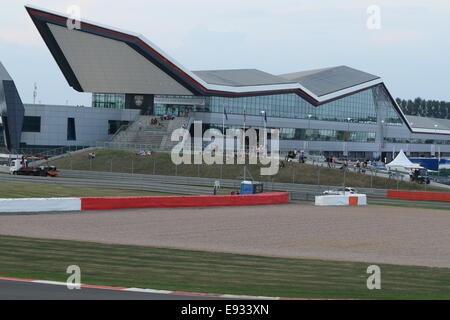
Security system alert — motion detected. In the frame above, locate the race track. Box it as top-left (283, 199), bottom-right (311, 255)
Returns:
top-left (0, 279), bottom-right (217, 300)
top-left (0, 203), bottom-right (449, 268)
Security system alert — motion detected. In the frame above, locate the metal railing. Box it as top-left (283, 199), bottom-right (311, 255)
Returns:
top-left (94, 141), bottom-right (172, 152)
top-left (56, 168), bottom-right (389, 196)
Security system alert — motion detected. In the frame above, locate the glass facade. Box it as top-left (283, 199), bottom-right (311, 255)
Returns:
top-left (384, 137), bottom-right (450, 145)
top-left (208, 85), bottom-right (401, 126)
top-left (373, 85), bottom-right (403, 126)
top-left (154, 95), bottom-right (208, 116)
top-left (207, 124), bottom-right (376, 143)
top-left (92, 93), bottom-right (125, 109)
top-left (99, 84), bottom-right (409, 148)
top-left (102, 85), bottom-right (403, 128)
top-left (152, 85), bottom-right (402, 128)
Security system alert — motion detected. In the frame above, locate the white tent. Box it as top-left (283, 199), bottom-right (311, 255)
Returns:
top-left (386, 150), bottom-right (423, 169)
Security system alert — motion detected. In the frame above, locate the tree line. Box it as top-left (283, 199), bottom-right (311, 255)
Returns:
top-left (396, 97), bottom-right (450, 119)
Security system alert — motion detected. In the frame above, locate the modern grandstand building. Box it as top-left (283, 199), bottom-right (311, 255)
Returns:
top-left (1, 5), bottom-right (449, 160)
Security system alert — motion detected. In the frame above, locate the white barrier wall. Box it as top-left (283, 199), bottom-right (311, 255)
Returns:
top-left (0, 198), bottom-right (81, 213)
top-left (315, 194), bottom-right (367, 206)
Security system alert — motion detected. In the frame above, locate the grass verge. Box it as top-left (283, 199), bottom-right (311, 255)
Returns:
top-left (0, 181), bottom-right (175, 198)
top-left (369, 202), bottom-right (450, 211)
top-left (47, 149), bottom-right (449, 192)
top-left (0, 235), bottom-right (449, 299)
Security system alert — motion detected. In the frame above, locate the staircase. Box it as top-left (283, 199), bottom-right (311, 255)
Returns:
top-left (111, 115), bottom-right (189, 151)
top-left (160, 116), bottom-right (190, 149)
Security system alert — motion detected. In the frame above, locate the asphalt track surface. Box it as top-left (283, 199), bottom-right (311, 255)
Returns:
top-left (0, 279), bottom-right (218, 300)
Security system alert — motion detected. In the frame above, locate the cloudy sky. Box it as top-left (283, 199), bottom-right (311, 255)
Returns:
top-left (1, 0), bottom-right (449, 106)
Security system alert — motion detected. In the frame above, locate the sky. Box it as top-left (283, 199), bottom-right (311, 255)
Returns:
top-left (0, 0), bottom-right (449, 106)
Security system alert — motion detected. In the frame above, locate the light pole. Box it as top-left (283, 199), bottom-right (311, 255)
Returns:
top-left (434, 124), bottom-right (438, 157)
top-left (342, 117), bottom-right (351, 190)
top-left (434, 124), bottom-right (440, 177)
top-left (260, 110), bottom-right (267, 150)
top-left (346, 117), bottom-right (351, 159)
top-left (381, 119), bottom-right (385, 162)
top-left (409, 122), bottom-right (414, 156)
top-left (307, 114), bottom-right (312, 153)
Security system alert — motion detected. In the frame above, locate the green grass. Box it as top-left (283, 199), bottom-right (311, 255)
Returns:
top-left (0, 181), bottom-right (175, 198)
top-left (47, 149), bottom-right (449, 192)
top-left (369, 201), bottom-right (450, 211)
top-left (1, 235), bottom-right (449, 299)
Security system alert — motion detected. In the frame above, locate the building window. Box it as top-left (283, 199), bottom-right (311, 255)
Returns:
top-left (182, 84), bottom-right (401, 126)
top-left (92, 93), bottom-right (126, 109)
top-left (208, 124), bottom-right (376, 143)
top-left (67, 118), bottom-right (76, 141)
top-left (22, 116), bottom-right (41, 132)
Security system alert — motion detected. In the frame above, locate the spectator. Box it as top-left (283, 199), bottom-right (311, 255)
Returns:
top-left (299, 150), bottom-right (305, 163)
top-left (362, 160), bottom-right (368, 173)
top-left (340, 159), bottom-right (349, 170)
top-left (326, 156), bottom-right (332, 168)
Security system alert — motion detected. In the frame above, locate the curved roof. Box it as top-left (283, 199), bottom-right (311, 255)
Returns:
top-left (279, 66), bottom-right (380, 97)
top-left (405, 115), bottom-right (450, 134)
top-left (25, 5), bottom-right (386, 106)
top-left (192, 69), bottom-right (293, 87)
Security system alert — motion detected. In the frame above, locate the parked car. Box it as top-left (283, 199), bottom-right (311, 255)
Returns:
top-left (323, 187), bottom-right (358, 195)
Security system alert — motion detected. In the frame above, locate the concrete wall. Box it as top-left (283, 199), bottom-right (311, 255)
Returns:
top-left (21, 104), bottom-right (140, 147)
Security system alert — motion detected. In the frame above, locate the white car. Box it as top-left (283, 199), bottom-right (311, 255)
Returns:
top-left (323, 187), bottom-right (358, 195)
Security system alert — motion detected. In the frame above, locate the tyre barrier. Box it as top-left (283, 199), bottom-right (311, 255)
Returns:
top-left (387, 190), bottom-right (450, 202)
top-left (0, 193), bottom-right (289, 213)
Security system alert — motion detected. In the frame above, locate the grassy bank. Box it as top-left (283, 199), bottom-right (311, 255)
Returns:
top-left (369, 201), bottom-right (450, 211)
top-left (1, 235), bottom-right (449, 299)
top-left (0, 181), bottom-right (175, 198)
top-left (47, 149), bottom-right (447, 192)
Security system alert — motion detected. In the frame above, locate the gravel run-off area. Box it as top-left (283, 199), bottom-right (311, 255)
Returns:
top-left (1, 203), bottom-right (449, 268)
